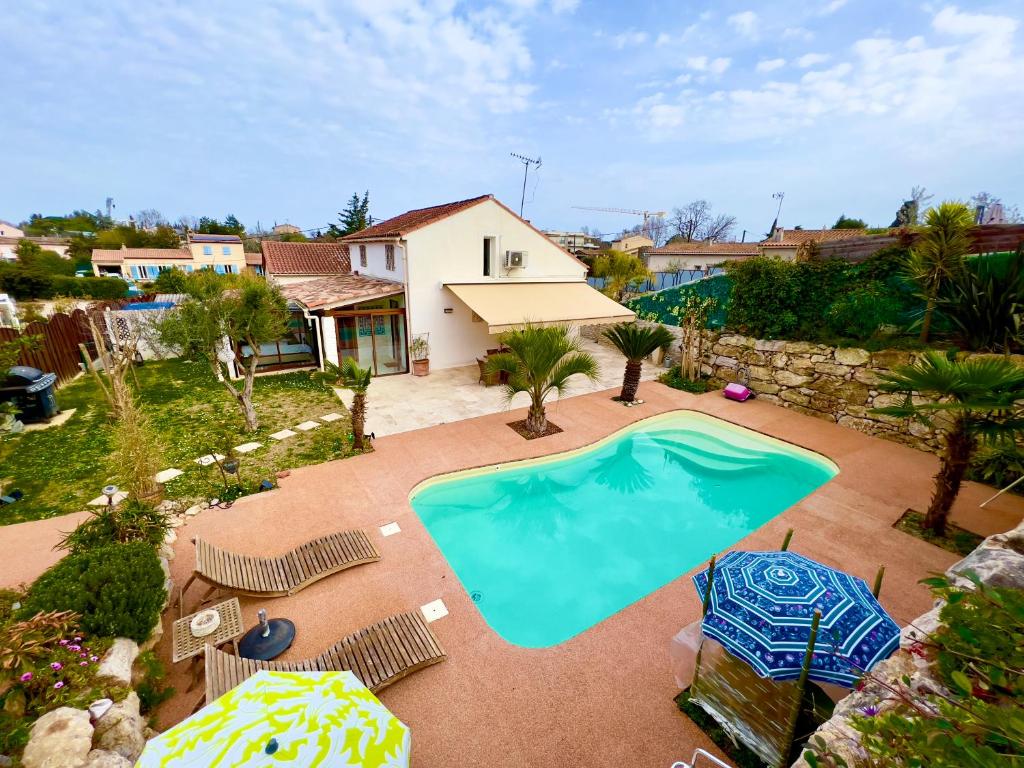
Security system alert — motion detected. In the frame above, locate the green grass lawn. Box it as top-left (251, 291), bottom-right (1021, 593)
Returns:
top-left (0, 359), bottom-right (356, 525)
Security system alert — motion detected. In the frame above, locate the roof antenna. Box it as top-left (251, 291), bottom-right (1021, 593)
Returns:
top-left (510, 153), bottom-right (542, 218)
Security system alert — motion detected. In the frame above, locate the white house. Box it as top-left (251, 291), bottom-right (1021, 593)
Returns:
top-left (644, 240), bottom-right (759, 272)
top-left (0, 220), bottom-right (72, 262)
top-left (279, 194), bottom-right (633, 376)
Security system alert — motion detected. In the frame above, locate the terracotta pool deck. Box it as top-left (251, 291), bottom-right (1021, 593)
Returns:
top-left (141, 381), bottom-right (1024, 766)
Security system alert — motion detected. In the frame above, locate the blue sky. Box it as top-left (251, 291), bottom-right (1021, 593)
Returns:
top-left (2, 1), bottom-right (1022, 239)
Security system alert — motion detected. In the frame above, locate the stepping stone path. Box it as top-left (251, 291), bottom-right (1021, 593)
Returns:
top-left (154, 468), bottom-right (184, 483)
top-left (88, 491), bottom-right (128, 507)
top-left (320, 413), bottom-right (344, 423)
top-left (269, 429), bottom-right (297, 441)
top-left (420, 599), bottom-right (448, 623)
top-left (195, 454), bottom-right (225, 467)
top-left (295, 420), bottom-right (321, 431)
top-left (234, 442), bottom-right (262, 454)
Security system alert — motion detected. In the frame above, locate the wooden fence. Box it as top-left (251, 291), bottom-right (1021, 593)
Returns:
top-left (0, 298), bottom-right (147, 386)
top-left (817, 223), bottom-right (1024, 262)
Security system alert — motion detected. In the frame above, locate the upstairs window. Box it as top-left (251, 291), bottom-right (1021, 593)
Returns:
top-left (483, 237), bottom-right (491, 277)
top-left (359, 245), bottom-right (367, 268)
top-left (203, 245), bottom-right (213, 256)
top-left (385, 244), bottom-right (395, 271)
top-left (222, 246), bottom-right (230, 255)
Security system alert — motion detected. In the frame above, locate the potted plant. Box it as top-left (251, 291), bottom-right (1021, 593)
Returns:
top-left (411, 334), bottom-right (430, 377)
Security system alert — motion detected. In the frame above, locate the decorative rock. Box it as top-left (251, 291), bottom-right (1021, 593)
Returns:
top-left (900, 604), bottom-right (943, 649)
top-left (834, 347), bottom-right (871, 366)
top-left (22, 707), bottom-right (93, 768)
top-left (97, 639), bottom-right (139, 686)
top-left (163, 529), bottom-right (177, 546)
top-left (88, 699), bottom-right (113, 722)
top-left (92, 693), bottom-right (146, 763)
top-left (81, 750), bottom-right (132, 768)
top-left (184, 505), bottom-right (202, 517)
top-left (234, 441), bottom-right (262, 454)
top-left (946, 521), bottom-right (1024, 590)
top-left (153, 468), bottom-right (183, 484)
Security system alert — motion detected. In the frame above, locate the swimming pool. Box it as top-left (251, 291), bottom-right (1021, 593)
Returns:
top-left (410, 411), bottom-right (838, 648)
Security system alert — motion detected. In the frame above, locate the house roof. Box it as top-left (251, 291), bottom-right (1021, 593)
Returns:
top-left (91, 248), bottom-right (192, 264)
top-left (245, 251), bottom-right (264, 266)
top-left (649, 241), bottom-right (758, 256)
top-left (760, 228), bottom-right (866, 247)
top-left (342, 195), bottom-right (492, 242)
top-left (190, 233), bottom-right (243, 243)
top-left (261, 241), bottom-right (351, 276)
top-left (280, 274), bottom-right (404, 311)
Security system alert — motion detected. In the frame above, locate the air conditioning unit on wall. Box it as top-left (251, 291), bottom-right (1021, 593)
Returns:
top-left (504, 250), bottom-right (528, 269)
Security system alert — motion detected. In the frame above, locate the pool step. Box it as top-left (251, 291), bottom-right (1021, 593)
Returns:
top-left (649, 438), bottom-right (774, 474)
top-left (644, 428), bottom-right (775, 461)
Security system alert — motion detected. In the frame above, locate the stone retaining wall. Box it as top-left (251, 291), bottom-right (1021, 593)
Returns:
top-left (584, 323), bottom-right (1024, 454)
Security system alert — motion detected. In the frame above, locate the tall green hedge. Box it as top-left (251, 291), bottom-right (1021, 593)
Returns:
top-left (626, 274), bottom-right (732, 328)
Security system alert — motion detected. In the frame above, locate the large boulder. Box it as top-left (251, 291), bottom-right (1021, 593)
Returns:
top-left (96, 639), bottom-right (139, 686)
top-left (92, 693), bottom-right (146, 763)
top-left (947, 520), bottom-right (1024, 590)
top-left (81, 751), bottom-right (132, 768)
top-left (22, 707), bottom-right (93, 768)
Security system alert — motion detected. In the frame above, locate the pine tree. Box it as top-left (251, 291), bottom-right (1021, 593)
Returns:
top-left (332, 191), bottom-right (371, 236)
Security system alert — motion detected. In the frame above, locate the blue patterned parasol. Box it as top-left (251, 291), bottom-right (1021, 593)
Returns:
top-left (692, 551), bottom-right (899, 687)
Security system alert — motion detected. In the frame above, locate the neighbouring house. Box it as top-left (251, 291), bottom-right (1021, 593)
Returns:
top-left (542, 230), bottom-right (602, 255)
top-left (758, 226), bottom-right (866, 261)
top-left (0, 220), bottom-right (72, 261)
top-left (276, 194), bottom-right (634, 376)
top-left (261, 241), bottom-right (351, 285)
top-left (644, 240), bottom-right (759, 272)
top-left (92, 233), bottom-right (250, 280)
top-left (611, 234), bottom-right (654, 256)
top-left (272, 223), bottom-right (302, 236)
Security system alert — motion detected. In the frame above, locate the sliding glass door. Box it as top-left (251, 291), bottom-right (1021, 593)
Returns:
top-left (335, 311), bottom-right (408, 376)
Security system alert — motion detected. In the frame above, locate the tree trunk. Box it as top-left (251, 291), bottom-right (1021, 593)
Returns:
top-left (240, 353), bottom-right (259, 432)
top-left (924, 423), bottom-right (974, 536)
top-left (526, 400), bottom-right (547, 435)
top-left (351, 393), bottom-right (365, 450)
top-left (621, 359), bottom-right (642, 402)
top-left (919, 298), bottom-right (935, 344)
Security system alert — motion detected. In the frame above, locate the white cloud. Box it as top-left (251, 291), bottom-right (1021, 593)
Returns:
top-left (783, 27), bottom-right (814, 41)
top-left (797, 52), bottom-right (831, 68)
top-left (619, 5), bottom-right (1024, 150)
top-left (708, 57), bottom-right (731, 74)
top-left (727, 10), bottom-right (759, 39)
top-left (550, 0), bottom-right (580, 13)
top-left (686, 56), bottom-right (730, 74)
top-left (611, 30), bottom-right (648, 49)
top-left (819, 0), bottom-right (848, 14)
top-left (756, 58), bottom-right (786, 73)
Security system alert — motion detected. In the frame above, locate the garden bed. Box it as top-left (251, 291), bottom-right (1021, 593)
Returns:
top-left (894, 509), bottom-right (983, 556)
top-left (0, 359), bottom-right (356, 525)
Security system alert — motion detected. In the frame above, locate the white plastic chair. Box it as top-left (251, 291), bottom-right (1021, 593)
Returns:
top-left (670, 748), bottom-right (733, 768)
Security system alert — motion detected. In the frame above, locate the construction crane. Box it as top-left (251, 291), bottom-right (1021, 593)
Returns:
top-left (572, 206), bottom-right (667, 226)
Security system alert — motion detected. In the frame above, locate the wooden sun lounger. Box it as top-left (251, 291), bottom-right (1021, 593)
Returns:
top-left (180, 531), bottom-right (380, 610)
top-left (203, 610), bottom-right (447, 703)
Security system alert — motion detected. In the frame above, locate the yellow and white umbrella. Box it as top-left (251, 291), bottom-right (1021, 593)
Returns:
top-left (136, 670), bottom-right (411, 767)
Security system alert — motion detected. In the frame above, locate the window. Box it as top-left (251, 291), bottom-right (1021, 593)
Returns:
top-left (483, 238), bottom-right (491, 277)
top-left (224, 265), bottom-right (234, 274)
top-left (203, 245), bottom-right (213, 256)
top-left (222, 246), bottom-right (230, 255)
top-left (385, 244), bottom-right (395, 271)
top-left (146, 266), bottom-right (160, 278)
top-left (184, 265), bottom-right (194, 273)
top-left (359, 245), bottom-right (367, 268)
top-left (214, 265), bottom-right (226, 274)
top-left (130, 266), bottom-right (142, 280)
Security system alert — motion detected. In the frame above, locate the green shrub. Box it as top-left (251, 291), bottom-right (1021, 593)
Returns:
top-left (151, 268), bottom-right (188, 294)
top-left (58, 499), bottom-right (170, 555)
top-left (966, 442), bottom-right (1024, 492)
top-left (658, 366), bottom-right (711, 393)
top-left (134, 650), bottom-right (174, 717)
top-left (0, 265), bottom-right (127, 300)
top-left (825, 282), bottom-right (901, 340)
top-left (19, 543), bottom-right (166, 643)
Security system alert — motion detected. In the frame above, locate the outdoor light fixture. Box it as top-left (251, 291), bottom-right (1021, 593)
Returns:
top-left (223, 457), bottom-right (240, 475)
top-left (443, 307), bottom-right (454, 314)
top-left (102, 484), bottom-right (119, 507)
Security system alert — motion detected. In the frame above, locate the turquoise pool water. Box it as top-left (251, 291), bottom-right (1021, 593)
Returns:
top-left (410, 411), bottom-right (837, 648)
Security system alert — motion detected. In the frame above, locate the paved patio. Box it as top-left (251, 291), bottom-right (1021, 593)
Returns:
top-left (141, 381), bottom-right (1022, 767)
top-left (336, 338), bottom-right (661, 436)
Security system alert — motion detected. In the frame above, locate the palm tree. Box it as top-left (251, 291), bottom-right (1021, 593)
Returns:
top-left (873, 351), bottom-right (1024, 535)
top-left (603, 322), bottom-right (674, 402)
top-left (316, 358), bottom-right (372, 449)
top-left (902, 202), bottom-right (974, 343)
top-left (486, 324), bottom-right (599, 435)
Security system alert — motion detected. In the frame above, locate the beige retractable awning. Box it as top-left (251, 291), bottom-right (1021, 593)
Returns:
top-left (445, 281), bottom-right (635, 333)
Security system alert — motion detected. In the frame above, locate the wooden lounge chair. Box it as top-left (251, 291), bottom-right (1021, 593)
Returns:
top-left (181, 530), bottom-right (380, 610)
top-left (203, 610), bottom-right (446, 703)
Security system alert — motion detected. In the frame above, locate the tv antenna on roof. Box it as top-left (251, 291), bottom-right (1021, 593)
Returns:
top-left (510, 153), bottom-right (542, 218)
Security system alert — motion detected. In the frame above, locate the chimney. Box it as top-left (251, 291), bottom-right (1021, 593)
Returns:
top-left (773, 226), bottom-right (784, 242)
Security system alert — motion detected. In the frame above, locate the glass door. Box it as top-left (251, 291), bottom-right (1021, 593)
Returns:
top-left (335, 312), bottom-right (408, 376)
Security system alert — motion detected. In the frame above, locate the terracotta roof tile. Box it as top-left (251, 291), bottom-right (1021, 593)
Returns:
top-left (649, 241), bottom-right (758, 256)
top-left (760, 229), bottom-right (866, 247)
top-left (342, 195), bottom-right (492, 242)
top-left (280, 274), bottom-right (404, 310)
top-left (261, 241), bottom-right (350, 275)
top-left (91, 247), bottom-right (192, 264)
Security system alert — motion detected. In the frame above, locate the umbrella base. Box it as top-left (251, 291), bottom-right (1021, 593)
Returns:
top-left (239, 619), bottom-right (296, 660)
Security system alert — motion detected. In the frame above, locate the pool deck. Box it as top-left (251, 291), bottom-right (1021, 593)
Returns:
top-left (144, 382), bottom-right (1024, 767)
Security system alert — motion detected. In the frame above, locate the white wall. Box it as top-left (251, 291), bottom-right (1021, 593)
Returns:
top-left (320, 315), bottom-right (339, 366)
top-left (404, 198), bottom-right (587, 369)
top-left (0, 223), bottom-right (25, 238)
top-left (350, 242), bottom-right (405, 283)
top-left (646, 254), bottom-right (749, 272)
